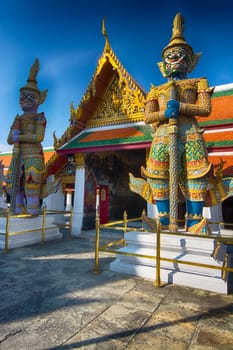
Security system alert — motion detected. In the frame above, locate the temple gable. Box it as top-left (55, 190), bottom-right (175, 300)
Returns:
top-left (87, 74), bottom-right (145, 128)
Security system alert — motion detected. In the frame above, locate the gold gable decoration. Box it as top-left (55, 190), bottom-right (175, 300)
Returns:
top-left (87, 20), bottom-right (146, 127)
top-left (87, 74), bottom-right (145, 128)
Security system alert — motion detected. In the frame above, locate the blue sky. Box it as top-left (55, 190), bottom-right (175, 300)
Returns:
top-left (0, 0), bottom-right (233, 152)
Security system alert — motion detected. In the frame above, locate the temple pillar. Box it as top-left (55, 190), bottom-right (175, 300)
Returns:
top-left (71, 153), bottom-right (85, 237)
top-left (65, 190), bottom-right (73, 211)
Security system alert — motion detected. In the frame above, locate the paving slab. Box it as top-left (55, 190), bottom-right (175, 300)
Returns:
top-left (0, 232), bottom-right (233, 350)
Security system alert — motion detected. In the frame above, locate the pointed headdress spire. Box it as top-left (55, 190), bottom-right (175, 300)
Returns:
top-left (21, 58), bottom-right (40, 92)
top-left (162, 13), bottom-right (193, 55)
top-left (158, 13), bottom-right (201, 77)
top-left (20, 58), bottom-right (48, 105)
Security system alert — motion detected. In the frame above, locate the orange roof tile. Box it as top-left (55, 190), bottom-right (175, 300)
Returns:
top-left (204, 130), bottom-right (233, 143)
top-left (80, 127), bottom-right (144, 143)
top-left (197, 95), bottom-right (233, 125)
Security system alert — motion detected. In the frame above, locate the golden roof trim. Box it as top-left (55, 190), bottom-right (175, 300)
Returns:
top-left (86, 113), bottom-right (145, 128)
top-left (53, 21), bottom-right (146, 150)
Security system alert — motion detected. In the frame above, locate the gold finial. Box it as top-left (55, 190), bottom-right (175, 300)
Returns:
top-left (102, 17), bottom-right (110, 52)
top-left (20, 58), bottom-right (48, 104)
top-left (102, 17), bottom-right (107, 37)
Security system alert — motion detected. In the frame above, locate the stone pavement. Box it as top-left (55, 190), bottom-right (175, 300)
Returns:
top-left (0, 230), bottom-right (233, 350)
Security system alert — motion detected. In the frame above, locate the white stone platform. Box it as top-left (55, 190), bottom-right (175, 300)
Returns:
top-left (110, 229), bottom-right (233, 294)
top-left (0, 214), bottom-right (62, 250)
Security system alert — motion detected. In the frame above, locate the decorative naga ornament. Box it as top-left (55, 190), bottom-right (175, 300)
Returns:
top-left (129, 13), bottom-right (230, 234)
top-left (5, 59), bottom-right (50, 215)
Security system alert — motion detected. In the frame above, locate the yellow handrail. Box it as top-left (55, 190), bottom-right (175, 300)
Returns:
top-left (155, 219), bottom-right (161, 286)
top-left (2, 207), bottom-right (73, 252)
top-left (95, 211), bottom-right (233, 287)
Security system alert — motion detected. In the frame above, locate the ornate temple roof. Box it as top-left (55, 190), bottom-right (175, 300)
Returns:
top-left (54, 21), bottom-right (146, 151)
top-left (59, 124), bottom-right (152, 153)
top-left (44, 21), bottom-right (147, 178)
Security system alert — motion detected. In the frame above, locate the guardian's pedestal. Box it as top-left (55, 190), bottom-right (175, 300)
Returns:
top-left (0, 215), bottom-right (62, 250)
top-left (110, 229), bottom-right (233, 294)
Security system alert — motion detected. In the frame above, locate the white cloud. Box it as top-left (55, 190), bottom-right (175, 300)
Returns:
top-left (0, 144), bottom-right (12, 153)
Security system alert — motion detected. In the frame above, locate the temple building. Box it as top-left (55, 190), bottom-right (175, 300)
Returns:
top-left (1, 28), bottom-right (233, 233)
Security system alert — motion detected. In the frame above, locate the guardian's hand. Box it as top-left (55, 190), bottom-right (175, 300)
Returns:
top-left (12, 129), bottom-right (21, 143)
top-left (164, 99), bottom-right (180, 118)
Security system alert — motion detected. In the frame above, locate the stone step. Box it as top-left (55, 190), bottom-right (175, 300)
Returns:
top-left (109, 230), bottom-right (232, 294)
top-left (124, 230), bottom-right (216, 254)
top-left (111, 245), bottom-right (223, 277)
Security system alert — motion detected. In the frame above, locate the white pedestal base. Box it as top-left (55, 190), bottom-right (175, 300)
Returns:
top-left (110, 230), bottom-right (233, 294)
top-left (0, 215), bottom-right (62, 250)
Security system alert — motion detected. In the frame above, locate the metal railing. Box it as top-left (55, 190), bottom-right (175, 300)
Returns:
top-left (94, 210), bottom-right (233, 285)
top-left (0, 207), bottom-right (73, 252)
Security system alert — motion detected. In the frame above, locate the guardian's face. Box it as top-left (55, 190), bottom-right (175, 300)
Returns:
top-left (163, 46), bottom-right (191, 79)
top-left (20, 89), bottom-right (39, 112)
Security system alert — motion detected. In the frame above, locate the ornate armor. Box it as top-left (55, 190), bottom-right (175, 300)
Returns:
top-left (6, 113), bottom-right (46, 200)
top-left (6, 59), bottom-right (48, 215)
top-left (142, 77), bottom-right (213, 202)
